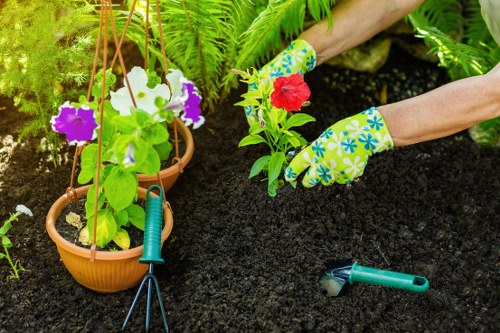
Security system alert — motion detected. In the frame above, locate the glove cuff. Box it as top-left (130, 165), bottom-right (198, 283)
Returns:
top-left (262, 39), bottom-right (317, 78)
top-left (349, 107), bottom-right (394, 155)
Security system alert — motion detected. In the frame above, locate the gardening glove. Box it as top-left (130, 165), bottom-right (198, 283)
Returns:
top-left (244, 39), bottom-right (317, 125)
top-left (285, 107), bottom-right (394, 187)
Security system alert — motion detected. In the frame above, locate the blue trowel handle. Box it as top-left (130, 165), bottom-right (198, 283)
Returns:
top-left (349, 262), bottom-right (429, 293)
top-left (139, 185), bottom-right (165, 264)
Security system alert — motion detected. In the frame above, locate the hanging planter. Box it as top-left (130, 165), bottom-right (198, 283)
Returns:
top-left (46, 185), bottom-right (173, 293)
top-left (45, 0), bottom-right (203, 292)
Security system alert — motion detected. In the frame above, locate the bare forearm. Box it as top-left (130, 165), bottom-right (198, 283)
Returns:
top-left (379, 72), bottom-right (500, 147)
top-left (299, 0), bottom-right (424, 65)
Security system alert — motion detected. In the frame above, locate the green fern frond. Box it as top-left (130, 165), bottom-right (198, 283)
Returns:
top-left (416, 27), bottom-right (495, 79)
top-left (463, 1), bottom-right (495, 47)
top-left (408, 0), bottom-right (463, 34)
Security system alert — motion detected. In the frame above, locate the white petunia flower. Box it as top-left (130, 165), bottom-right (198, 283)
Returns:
top-left (110, 67), bottom-right (170, 118)
top-left (16, 204), bottom-right (33, 217)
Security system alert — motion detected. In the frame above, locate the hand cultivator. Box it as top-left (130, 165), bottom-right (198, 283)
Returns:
top-left (121, 185), bottom-right (169, 333)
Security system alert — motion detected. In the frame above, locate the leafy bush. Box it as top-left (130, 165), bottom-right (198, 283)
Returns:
top-left (408, 0), bottom-right (500, 147)
top-left (0, 0), bottom-right (95, 164)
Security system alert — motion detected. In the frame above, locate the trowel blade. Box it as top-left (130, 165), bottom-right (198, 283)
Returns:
top-left (319, 258), bottom-right (354, 297)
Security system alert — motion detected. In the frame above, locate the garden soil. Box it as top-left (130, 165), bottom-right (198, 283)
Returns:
top-left (0, 46), bottom-right (499, 333)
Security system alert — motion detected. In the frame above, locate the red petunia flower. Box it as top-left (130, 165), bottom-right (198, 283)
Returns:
top-left (270, 73), bottom-right (310, 112)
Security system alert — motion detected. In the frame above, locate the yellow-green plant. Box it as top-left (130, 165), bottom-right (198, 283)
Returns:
top-left (0, 0), bottom-right (95, 165)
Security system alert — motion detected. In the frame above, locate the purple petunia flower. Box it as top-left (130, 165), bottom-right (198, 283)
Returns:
top-left (180, 81), bottom-right (204, 129)
top-left (51, 102), bottom-right (98, 146)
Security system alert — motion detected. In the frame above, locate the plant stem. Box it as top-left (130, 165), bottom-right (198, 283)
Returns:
top-left (2, 246), bottom-right (20, 279)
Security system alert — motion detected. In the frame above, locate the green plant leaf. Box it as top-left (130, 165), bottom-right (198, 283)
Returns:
top-left (85, 184), bottom-right (106, 220)
top-left (112, 115), bottom-right (139, 135)
top-left (267, 178), bottom-right (279, 197)
top-left (239, 134), bottom-right (266, 147)
top-left (268, 151), bottom-right (286, 187)
top-left (2, 235), bottom-right (13, 249)
top-left (0, 221), bottom-right (12, 236)
top-left (103, 167), bottom-right (138, 212)
top-left (113, 135), bottom-right (149, 170)
top-left (126, 204), bottom-right (145, 231)
top-left (113, 228), bottom-right (130, 250)
top-left (115, 210), bottom-right (129, 227)
top-left (142, 122), bottom-right (169, 145)
top-left (154, 140), bottom-right (173, 161)
top-left (135, 145), bottom-right (161, 176)
top-left (249, 155), bottom-right (271, 178)
top-left (284, 113), bottom-right (316, 130)
top-left (87, 209), bottom-right (118, 248)
top-left (78, 144), bottom-right (98, 185)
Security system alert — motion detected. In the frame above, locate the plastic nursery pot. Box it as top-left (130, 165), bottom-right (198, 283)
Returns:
top-left (46, 185), bottom-right (174, 293)
top-left (138, 117), bottom-right (194, 192)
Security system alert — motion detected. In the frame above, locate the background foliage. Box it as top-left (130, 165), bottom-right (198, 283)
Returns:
top-left (0, 0), bottom-right (95, 163)
top-left (408, 0), bottom-right (500, 147)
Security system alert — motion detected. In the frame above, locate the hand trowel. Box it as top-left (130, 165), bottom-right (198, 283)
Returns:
top-left (319, 259), bottom-right (429, 296)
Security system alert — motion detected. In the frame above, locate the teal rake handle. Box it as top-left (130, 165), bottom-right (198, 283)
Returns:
top-left (349, 262), bottom-right (429, 293)
top-left (139, 185), bottom-right (165, 264)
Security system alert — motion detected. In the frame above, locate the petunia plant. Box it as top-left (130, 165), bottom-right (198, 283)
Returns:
top-left (51, 66), bottom-right (203, 250)
top-left (235, 70), bottom-right (315, 197)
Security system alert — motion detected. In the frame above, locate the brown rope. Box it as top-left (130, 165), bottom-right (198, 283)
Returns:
top-left (144, 0), bottom-right (150, 69)
top-left (110, 0), bottom-right (138, 70)
top-left (154, 0), bottom-right (172, 94)
top-left (90, 0), bottom-right (111, 261)
top-left (172, 119), bottom-right (183, 173)
top-left (86, 12), bottom-right (103, 103)
top-left (66, 145), bottom-right (85, 202)
top-left (108, 2), bottom-right (137, 108)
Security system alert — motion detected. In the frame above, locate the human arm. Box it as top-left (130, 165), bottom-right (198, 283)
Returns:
top-left (285, 64), bottom-right (500, 186)
top-left (300, 0), bottom-right (425, 66)
top-left (380, 63), bottom-right (500, 146)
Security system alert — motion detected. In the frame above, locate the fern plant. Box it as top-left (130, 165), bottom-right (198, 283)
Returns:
top-left (0, 0), bottom-right (95, 165)
top-left (409, 0), bottom-right (500, 147)
top-left (113, 0), bottom-right (334, 112)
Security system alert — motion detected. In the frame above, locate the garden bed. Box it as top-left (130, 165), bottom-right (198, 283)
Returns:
top-left (0, 45), bottom-right (498, 332)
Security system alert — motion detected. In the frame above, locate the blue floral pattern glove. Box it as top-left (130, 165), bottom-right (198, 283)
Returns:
top-left (245, 39), bottom-right (316, 125)
top-left (285, 107), bottom-right (394, 187)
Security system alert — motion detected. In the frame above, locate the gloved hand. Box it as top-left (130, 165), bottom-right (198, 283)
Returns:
top-left (284, 107), bottom-right (394, 187)
top-left (244, 39), bottom-right (316, 125)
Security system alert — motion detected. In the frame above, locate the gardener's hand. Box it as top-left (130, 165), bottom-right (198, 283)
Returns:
top-left (244, 39), bottom-right (316, 125)
top-left (285, 107), bottom-right (394, 187)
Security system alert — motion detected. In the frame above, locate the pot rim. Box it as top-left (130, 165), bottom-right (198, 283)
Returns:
top-left (46, 184), bottom-right (174, 261)
top-left (138, 116), bottom-right (194, 181)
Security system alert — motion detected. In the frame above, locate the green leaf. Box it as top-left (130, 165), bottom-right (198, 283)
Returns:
top-left (113, 115), bottom-right (139, 135)
top-left (78, 144), bottom-right (98, 185)
top-left (103, 167), bottom-right (138, 211)
top-left (284, 113), bottom-right (316, 130)
top-left (87, 209), bottom-right (118, 248)
top-left (115, 210), bottom-right (129, 227)
top-left (0, 253), bottom-right (5, 260)
top-left (126, 204), bottom-right (145, 231)
top-left (131, 108), bottom-right (153, 127)
top-left (154, 140), bottom-right (173, 161)
top-left (135, 145), bottom-right (161, 176)
top-left (0, 221), bottom-right (12, 237)
top-left (238, 134), bottom-right (266, 147)
top-left (2, 235), bottom-right (13, 249)
top-left (249, 155), bottom-right (270, 178)
top-left (142, 123), bottom-right (169, 145)
top-left (113, 228), bottom-right (131, 250)
top-left (234, 99), bottom-right (260, 107)
top-left (85, 184), bottom-right (106, 220)
top-left (268, 151), bottom-right (286, 186)
top-left (267, 178), bottom-right (279, 197)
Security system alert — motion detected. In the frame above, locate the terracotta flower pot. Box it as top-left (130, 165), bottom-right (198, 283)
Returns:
top-left (138, 117), bottom-right (194, 192)
top-left (46, 185), bottom-right (174, 293)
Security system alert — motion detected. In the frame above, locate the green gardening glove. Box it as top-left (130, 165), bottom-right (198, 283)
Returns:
top-left (285, 107), bottom-right (394, 187)
top-left (244, 39), bottom-right (317, 125)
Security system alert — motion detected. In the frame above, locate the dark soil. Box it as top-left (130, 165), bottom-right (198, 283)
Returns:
top-left (1, 46), bottom-right (499, 333)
